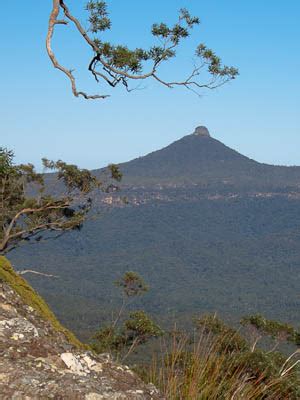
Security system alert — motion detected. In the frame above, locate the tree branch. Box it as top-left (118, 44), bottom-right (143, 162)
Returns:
top-left (16, 270), bottom-right (59, 278)
top-left (122, 337), bottom-right (140, 362)
top-left (46, 0), bottom-right (108, 100)
top-left (45, 1), bottom-right (238, 99)
top-left (1, 202), bottom-right (70, 252)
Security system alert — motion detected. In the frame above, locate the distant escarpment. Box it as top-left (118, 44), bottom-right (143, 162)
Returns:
top-left (0, 257), bottom-right (162, 399)
top-left (8, 127), bottom-right (300, 340)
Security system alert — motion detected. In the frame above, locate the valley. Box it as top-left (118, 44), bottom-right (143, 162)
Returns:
top-left (8, 127), bottom-right (300, 340)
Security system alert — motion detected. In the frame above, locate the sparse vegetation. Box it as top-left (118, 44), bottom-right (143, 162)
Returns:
top-left (142, 316), bottom-right (300, 399)
top-left (0, 256), bottom-right (84, 348)
top-left (10, 133), bottom-right (300, 341)
top-left (1, 1), bottom-right (298, 398)
top-left (91, 272), bottom-right (163, 360)
top-left (0, 147), bottom-right (121, 254)
top-left (1, 254), bottom-right (299, 396)
top-left (90, 272), bottom-right (300, 397)
top-left (241, 313), bottom-right (300, 352)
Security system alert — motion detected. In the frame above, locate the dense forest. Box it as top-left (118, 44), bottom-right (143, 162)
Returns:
top-left (2, 0), bottom-right (300, 397)
top-left (8, 131), bottom-right (300, 340)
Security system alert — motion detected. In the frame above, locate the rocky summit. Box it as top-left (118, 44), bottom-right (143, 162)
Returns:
top-left (8, 127), bottom-right (300, 340)
top-left (0, 260), bottom-right (162, 399)
top-left (193, 126), bottom-right (211, 137)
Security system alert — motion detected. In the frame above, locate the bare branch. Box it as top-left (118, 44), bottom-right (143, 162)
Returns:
top-left (16, 270), bottom-right (59, 278)
top-left (46, 0), bottom-right (108, 100)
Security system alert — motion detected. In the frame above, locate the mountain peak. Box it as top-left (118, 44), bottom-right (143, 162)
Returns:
top-left (193, 126), bottom-right (211, 137)
top-left (116, 125), bottom-right (258, 186)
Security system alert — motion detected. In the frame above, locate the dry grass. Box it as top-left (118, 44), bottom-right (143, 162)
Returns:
top-left (146, 328), bottom-right (297, 399)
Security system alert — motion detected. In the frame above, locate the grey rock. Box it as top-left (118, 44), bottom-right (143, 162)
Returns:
top-left (0, 282), bottom-right (163, 399)
top-left (193, 126), bottom-right (211, 137)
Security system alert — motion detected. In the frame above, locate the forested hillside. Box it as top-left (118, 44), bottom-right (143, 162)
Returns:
top-left (8, 127), bottom-right (300, 339)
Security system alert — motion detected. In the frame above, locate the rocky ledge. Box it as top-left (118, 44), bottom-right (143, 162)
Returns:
top-left (0, 278), bottom-right (162, 399)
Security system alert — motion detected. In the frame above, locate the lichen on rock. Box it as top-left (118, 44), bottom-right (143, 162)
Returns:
top-left (0, 257), bottom-right (163, 399)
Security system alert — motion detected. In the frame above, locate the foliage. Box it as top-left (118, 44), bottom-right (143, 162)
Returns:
top-left (47, 1), bottom-right (238, 99)
top-left (3, 250), bottom-right (299, 396)
top-left (8, 134), bottom-right (300, 339)
top-left (0, 256), bottom-right (84, 348)
top-left (144, 316), bottom-right (300, 399)
top-left (91, 325), bottom-right (126, 354)
top-left (114, 271), bottom-right (148, 298)
top-left (91, 271), bottom-right (162, 360)
top-left (0, 148), bottom-right (121, 253)
top-left (194, 314), bottom-right (248, 353)
top-left (112, 271), bottom-right (149, 330)
top-left (241, 314), bottom-right (298, 351)
top-left (124, 311), bottom-right (163, 345)
top-left (86, 4), bottom-right (238, 83)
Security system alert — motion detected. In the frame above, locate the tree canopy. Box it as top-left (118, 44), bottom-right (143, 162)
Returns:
top-left (0, 147), bottom-right (121, 254)
top-left (92, 271), bottom-right (161, 361)
top-left (47, 1), bottom-right (238, 99)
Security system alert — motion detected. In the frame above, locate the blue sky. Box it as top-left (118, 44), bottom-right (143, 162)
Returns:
top-left (1, 1), bottom-right (299, 169)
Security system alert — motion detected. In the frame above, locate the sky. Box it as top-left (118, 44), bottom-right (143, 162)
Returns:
top-left (1, 1), bottom-right (300, 169)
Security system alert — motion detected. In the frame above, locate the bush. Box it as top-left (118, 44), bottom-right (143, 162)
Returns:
top-left (143, 316), bottom-right (300, 399)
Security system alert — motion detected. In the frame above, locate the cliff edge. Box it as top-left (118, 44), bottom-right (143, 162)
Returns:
top-left (0, 257), bottom-right (162, 399)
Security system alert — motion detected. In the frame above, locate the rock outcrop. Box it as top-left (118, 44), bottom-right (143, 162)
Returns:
top-left (193, 126), bottom-right (211, 137)
top-left (0, 258), bottom-right (162, 399)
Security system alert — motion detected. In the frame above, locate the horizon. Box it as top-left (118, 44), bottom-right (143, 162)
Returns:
top-left (5, 123), bottom-right (300, 172)
top-left (91, 125), bottom-right (300, 171)
top-left (1, 1), bottom-right (300, 169)
top-left (2, 3), bottom-right (300, 396)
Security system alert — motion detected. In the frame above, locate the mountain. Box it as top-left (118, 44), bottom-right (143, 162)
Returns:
top-left (104, 126), bottom-right (300, 190)
top-left (8, 127), bottom-right (300, 340)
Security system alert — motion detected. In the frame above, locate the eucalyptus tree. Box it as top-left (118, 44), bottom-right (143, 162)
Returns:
top-left (47, 1), bottom-right (238, 99)
top-left (0, 147), bottom-right (121, 254)
top-left (92, 271), bottom-right (162, 360)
